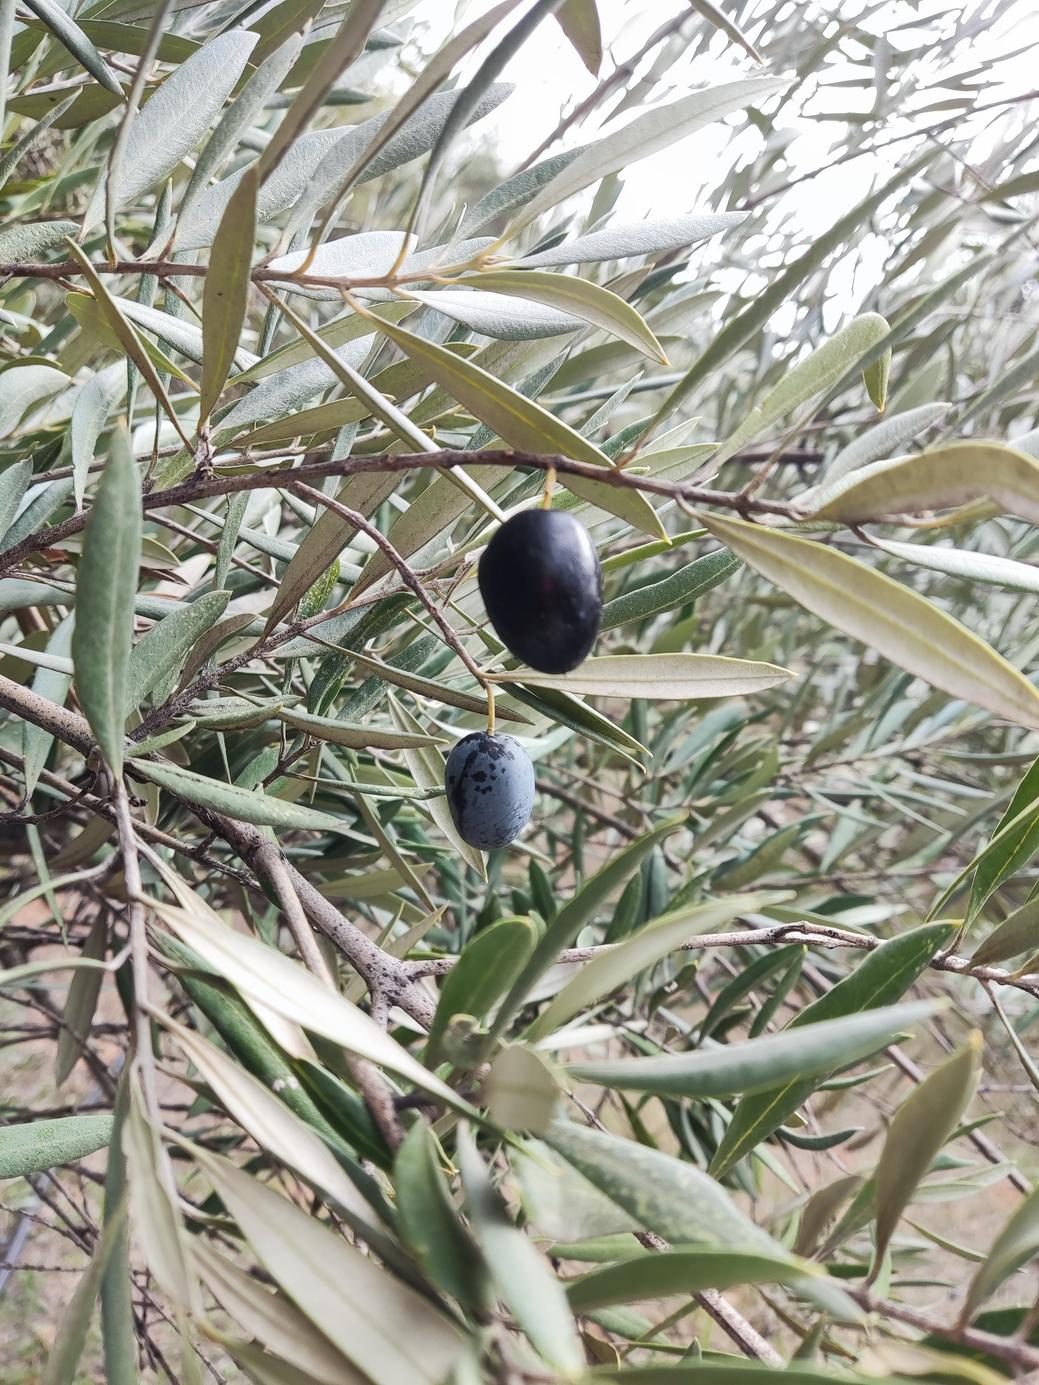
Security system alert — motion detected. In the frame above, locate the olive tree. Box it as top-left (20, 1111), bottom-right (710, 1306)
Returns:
top-left (3, 0), bottom-right (1039, 1380)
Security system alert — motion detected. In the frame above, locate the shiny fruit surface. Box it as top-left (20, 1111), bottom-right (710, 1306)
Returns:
top-left (478, 509), bottom-right (602, 674)
top-left (445, 731), bottom-right (535, 850)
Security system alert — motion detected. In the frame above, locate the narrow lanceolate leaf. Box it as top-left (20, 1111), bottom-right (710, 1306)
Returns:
top-left (0, 219), bottom-right (78, 261)
top-left (395, 1123), bottom-right (488, 1313)
top-left (192, 1146), bottom-right (464, 1385)
top-left (42, 1199), bottom-right (128, 1385)
top-left (99, 1081), bottom-right (135, 1385)
top-left (0, 1113), bottom-right (113, 1177)
top-left (194, 1239), bottom-right (368, 1385)
top-left (63, 241), bottom-right (191, 448)
top-left (716, 313), bottom-right (891, 464)
top-left (509, 76), bottom-right (784, 235)
top-left (970, 899), bottom-right (1039, 967)
top-left (823, 402), bottom-right (952, 483)
top-left (458, 1125), bottom-right (584, 1374)
top-left (147, 892), bottom-right (463, 1107)
top-left (864, 348), bottom-right (890, 411)
top-left (200, 165), bottom-right (257, 423)
top-left (55, 911), bottom-right (106, 1085)
top-left (126, 591), bottom-right (230, 707)
top-left (364, 308), bottom-right (665, 538)
top-left (458, 269), bottom-right (667, 361)
top-left (964, 1180), bottom-right (1039, 1320)
top-left (555, 0), bottom-right (602, 73)
top-left (22, 0), bottom-right (121, 92)
top-left (654, 151), bottom-right (935, 429)
top-left (123, 1075), bottom-right (196, 1309)
top-left (161, 1014), bottom-right (383, 1232)
top-left (699, 512), bottom-right (1039, 732)
top-left (23, 614), bottom-right (73, 796)
top-left (496, 653), bottom-right (792, 700)
top-left (507, 212), bottom-right (746, 268)
top-left (278, 705), bottom-right (443, 750)
top-left (527, 892), bottom-right (791, 1041)
top-left (870, 537), bottom-right (1039, 597)
top-left (257, 0), bottom-right (384, 178)
top-left (428, 917), bottom-right (537, 1064)
top-left (872, 1034), bottom-right (982, 1276)
top-left (71, 429), bottom-right (140, 774)
top-left (545, 1119), bottom-right (797, 1258)
top-left (0, 460), bottom-right (30, 544)
top-left (568, 1001), bottom-right (939, 1098)
top-left (0, 0), bottom-right (14, 133)
top-left (811, 440), bottom-right (1039, 526)
top-left (567, 1248), bottom-right (812, 1312)
top-left (70, 364), bottom-right (125, 512)
top-left (493, 818), bottom-right (684, 1039)
top-left (83, 29), bottom-right (258, 226)
top-left (711, 923), bottom-right (954, 1177)
top-left (130, 758), bottom-right (355, 835)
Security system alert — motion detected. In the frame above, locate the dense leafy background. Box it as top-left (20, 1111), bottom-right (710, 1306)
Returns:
top-left (3, 0), bottom-right (1039, 1381)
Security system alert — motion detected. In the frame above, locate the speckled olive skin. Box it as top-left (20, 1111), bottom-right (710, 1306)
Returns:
top-left (445, 732), bottom-right (535, 850)
top-left (478, 510), bottom-right (603, 674)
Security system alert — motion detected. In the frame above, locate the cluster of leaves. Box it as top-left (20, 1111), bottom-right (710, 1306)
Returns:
top-left (4, 1), bottom-right (1039, 1382)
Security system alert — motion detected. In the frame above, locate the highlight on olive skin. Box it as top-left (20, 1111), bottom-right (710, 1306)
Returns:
top-left (478, 509), bottom-right (603, 674)
top-left (445, 731), bottom-right (536, 850)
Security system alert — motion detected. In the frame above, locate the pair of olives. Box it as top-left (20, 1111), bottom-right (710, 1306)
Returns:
top-left (445, 509), bottom-right (603, 850)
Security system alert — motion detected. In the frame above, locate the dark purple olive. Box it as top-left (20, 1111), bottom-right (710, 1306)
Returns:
top-left (478, 509), bottom-right (602, 674)
top-left (445, 732), bottom-right (535, 850)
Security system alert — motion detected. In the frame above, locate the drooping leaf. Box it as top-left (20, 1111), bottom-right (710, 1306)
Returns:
top-left (71, 428), bottom-right (140, 773)
top-left (200, 166), bottom-right (257, 424)
top-left (496, 653), bottom-right (792, 700)
top-left (192, 1145), bottom-right (465, 1384)
top-left (964, 1181), bottom-right (1039, 1320)
top-left (458, 1125), bottom-right (584, 1374)
top-left (872, 1034), bottom-right (982, 1274)
top-left (700, 512), bottom-right (1039, 731)
top-left (569, 1000), bottom-right (940, 1098)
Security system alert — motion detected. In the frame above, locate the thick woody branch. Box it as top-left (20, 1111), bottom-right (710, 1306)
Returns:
top-left (0, 446), bottom-right (801, 576)
top-left (405, 918), bottom-right (1039, 999)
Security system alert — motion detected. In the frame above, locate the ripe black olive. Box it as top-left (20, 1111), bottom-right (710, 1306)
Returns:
top-left (478, 509), bottom-right (602, 674)
top-left (445, 731), bottom-right (535, 850)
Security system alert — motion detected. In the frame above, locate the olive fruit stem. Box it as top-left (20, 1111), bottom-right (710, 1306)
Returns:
top-left (542, 464), bottom-right (557, 510)
top-left (486, 683), bottom-right (496, 736)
